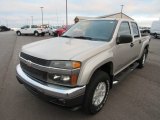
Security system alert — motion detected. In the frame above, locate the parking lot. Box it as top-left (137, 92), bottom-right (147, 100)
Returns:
top-left (0, 31), bottom-right (160, 120)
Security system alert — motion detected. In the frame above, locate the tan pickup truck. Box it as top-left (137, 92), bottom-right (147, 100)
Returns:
top-left (16, 18), bottom-right (150, 114)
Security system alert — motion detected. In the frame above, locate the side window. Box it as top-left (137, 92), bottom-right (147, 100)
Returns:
top-left (26, 25), bottom-right (30, 28)
top-left (131, 22), bottom-right (140, 38)
top-left (31, 25), bottom-right (37, 28)
top-left (23, 25), bottom-right (29, 29)
top-left (118, 22), bottom-right (131, 36)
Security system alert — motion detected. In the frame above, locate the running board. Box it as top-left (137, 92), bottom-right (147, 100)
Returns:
top-left (113, 62), bottom-right (139, 85)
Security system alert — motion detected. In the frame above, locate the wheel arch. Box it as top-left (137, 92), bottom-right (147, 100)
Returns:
top-left (139, 39), bottom-right (150, 59)
top-left (16, 30), bottom-right (20, 33)
top-left (96, 62), bottom-right (114, 88)
top-left (144, 44), bottom-right (149, 54)
top-left (34, 30), bottom-right (38, 33)
top-left (84, 61), bottom-right (114, 89)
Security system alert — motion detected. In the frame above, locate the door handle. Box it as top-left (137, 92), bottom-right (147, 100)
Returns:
top-left (130, 43), bottom-right (134, 47)
top-left (139, 40), bottom-right (142, 44)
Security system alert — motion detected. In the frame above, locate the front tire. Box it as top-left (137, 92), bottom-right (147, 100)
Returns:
top-left (17, 31), bottom-right (21, 36)
top-left (83, 70), bottom-right (110, 114)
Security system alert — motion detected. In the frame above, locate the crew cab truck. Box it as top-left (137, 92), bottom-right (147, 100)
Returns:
top-left (16, 18), bottom-right (150, 114)
top-left (16, 25), bottom-right (45, 36)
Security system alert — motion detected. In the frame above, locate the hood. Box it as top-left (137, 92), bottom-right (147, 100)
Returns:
top-left (21, 37), bottom-right (106, 61)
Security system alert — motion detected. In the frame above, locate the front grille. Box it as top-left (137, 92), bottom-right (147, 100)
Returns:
top-left (20, 52), bottom-right (50, 66)
top-left (20, 61), bottom-right (47, 82)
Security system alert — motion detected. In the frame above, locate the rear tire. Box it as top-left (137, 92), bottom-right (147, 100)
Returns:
top-left (137, 49), bottom-right (148, 68)
top-left (34, 31), bottom-right (39, 36)
top-left (154, 33), bottom-right (157, 39)
top-left (54, 33), bottom-right (58, 37)
top-left (83, 70), bottom-right (110, 114)
top-left (41, 33), bottom-right (45, 36)
top-left (17, 31), bottom-right (21, 36)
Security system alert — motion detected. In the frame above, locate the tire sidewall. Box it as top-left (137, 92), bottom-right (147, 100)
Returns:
top-left (17, 31), bottom-right (21, 36)
top-left (154, 33), bottom-right (157, 38)
top-left (90, 79), bottom-right (109, 113)
top-left (34, 31), bottom-right (39, 36)
top-left (83, 71), bottom-right (110, 114)
top-left (138, 49), bottom-right (148, 68)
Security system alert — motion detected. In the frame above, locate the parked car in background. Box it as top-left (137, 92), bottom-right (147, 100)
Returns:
top-left (139, 27), bottom-right (150, 33)
top-left (48, 26), bottom-right (60, 36)
top-left (54, 25), bottom-right (72, 37)
top-left (16, 18), bottom-right (150, 114)
top-left (11, 28), bottom-right (20, 31)
top-left (40, 24), bottom-right (50, 34)
top-left (150, 20), bottom-right (160, 38)
top-left (0, 26), bottom-right (10, 32)
top-left (16, 25), bottom-right (45, 36)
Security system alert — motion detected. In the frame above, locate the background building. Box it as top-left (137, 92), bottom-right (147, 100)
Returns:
top-left (74, 12), bottom-right (134, 23)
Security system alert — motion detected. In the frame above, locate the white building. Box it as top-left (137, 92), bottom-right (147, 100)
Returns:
top-left (74, 12), bottom-right (134, 23)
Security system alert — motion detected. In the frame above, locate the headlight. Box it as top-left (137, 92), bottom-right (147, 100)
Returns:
top-left (50, 61), bottom-right (81, 69)
top-left (48, 61), bottom-right (81, 86)
top-left (48, 73), bottom-right (79, 86)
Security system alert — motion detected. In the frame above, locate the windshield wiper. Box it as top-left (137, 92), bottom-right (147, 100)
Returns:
top-left (73, 36), bottom-right (93, 40)
top-left (61, 35), bottom-right (73, 38)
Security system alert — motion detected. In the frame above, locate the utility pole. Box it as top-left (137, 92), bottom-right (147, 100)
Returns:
top-left (27, 18), bottom-right (29, 25)
top-left (6, 19), bottom-right (8, 27)
top-left (121, 5), bottom-right (124, 18)
top-left (66, 0), bottom-right (68, 26)
top-left (56, 8), bottom-right (59, 26)
top-left (31, 16), bottom-right (33, 25)
top-left (40, 7), bottom-right (44, 25)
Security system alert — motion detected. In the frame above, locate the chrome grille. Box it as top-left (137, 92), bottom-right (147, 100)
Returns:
top-left (20, 52), bottom-right (50, 66)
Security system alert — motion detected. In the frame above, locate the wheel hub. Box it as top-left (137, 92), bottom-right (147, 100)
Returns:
top-left (92, 82), bottom-right (106, 106)
top-left (142, 53), bottom-right (146, 65)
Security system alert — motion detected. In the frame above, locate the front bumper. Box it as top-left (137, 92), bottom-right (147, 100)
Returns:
top-left (16, 64), bottom-right (86, 107)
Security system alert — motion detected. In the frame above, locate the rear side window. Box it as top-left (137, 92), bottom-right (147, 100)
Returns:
top-left (118, 22), bottom-right (131, 36)
top-left (31, 25), bottom-right (37, 28)
top-left (131, 22), bottom-right (140, 38)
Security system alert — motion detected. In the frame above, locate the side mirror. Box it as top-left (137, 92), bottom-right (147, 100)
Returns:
top-left (21, 27), bottom-right (24, 29)
top-left (117, 35), bottom-right (133, 44)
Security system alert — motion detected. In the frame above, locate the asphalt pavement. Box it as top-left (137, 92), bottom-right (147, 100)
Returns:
top-left (0, 31), bottom-right (160, 120)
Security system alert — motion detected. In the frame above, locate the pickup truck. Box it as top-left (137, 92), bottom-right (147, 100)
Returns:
top-left (16, 25), bottom-right (45, 36)
top-left (16, 18), bottom-right (150, 114)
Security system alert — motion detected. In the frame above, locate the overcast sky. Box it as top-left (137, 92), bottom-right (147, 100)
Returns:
top-left (0, 0), bottom-right (160, 27)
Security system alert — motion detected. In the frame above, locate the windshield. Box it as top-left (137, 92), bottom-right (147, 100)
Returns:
top-left (62, 20), bottom-right (117, 41)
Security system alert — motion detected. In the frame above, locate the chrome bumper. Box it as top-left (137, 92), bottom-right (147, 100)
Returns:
top-left (16, 64), bottom-right (86, 99)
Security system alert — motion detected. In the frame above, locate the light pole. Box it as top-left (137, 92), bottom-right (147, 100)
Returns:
top-left (121, 5), bottom-right (124, 18)
top-left (40, 7), bottom-right (44, 25)
top-left (66, 0), bottom-right (68, 26)
top-left (31, 16), bottom-right (33, 25)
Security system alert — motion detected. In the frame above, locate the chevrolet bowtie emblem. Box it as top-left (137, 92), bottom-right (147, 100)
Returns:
top-left (26, 60), bottom-right (32, 67)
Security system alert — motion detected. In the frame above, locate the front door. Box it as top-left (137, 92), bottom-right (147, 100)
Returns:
top-left (21, 25), bottom-right (30, 34)
top-left (114, 21), bottom-right (134, 74)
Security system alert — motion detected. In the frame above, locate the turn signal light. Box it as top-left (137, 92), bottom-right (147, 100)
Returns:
top-left (72, 61), bottom-right (81, 69)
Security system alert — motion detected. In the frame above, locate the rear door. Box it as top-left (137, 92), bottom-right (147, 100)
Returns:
top-left (130, 22), bottom-right (142, 59)
top-left (29, 25), bottom-right (37, 34)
